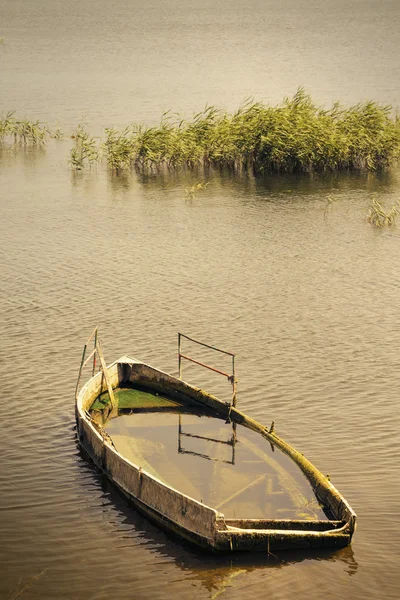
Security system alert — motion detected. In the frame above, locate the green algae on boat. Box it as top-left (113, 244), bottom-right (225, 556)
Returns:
top-left (91, 385), bottom-right (181, 411)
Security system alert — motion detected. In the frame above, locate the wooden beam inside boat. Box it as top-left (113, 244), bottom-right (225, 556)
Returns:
top-left (215, 474), bottom-right (266, 510)
top-left (97, 342), bottom-right (116, 409)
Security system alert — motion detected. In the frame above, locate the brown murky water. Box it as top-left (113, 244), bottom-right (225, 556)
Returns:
top-left (1, 1), bottom-right (400, 599)
top-left (102, 388), bottom-right (328, 521)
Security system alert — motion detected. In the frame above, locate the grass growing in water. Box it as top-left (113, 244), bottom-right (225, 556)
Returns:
top-left (103, 127), bottom-right (136, 172)
top-left (7, 569), bottom-right (47, 600)
top-left (0, 112), bottom-right (49, 146)
top-left (366, 198), bottom-right (399, 227)
top-left (185, 181), bottom-right (209, 199)
top-left (99, 89), bottom-right (400, 174)
top-left (70, 124), bottom-right (100, 170)
top-left (3, 91), bottom-right (400, 175)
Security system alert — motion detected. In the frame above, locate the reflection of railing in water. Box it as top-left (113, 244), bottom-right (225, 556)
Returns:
top-left (178, 414), bottom-right (237, 465)
top-left (178, 332), bottom-right (237, 407)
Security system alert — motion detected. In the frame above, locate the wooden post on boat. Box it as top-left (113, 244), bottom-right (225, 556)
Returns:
top-left (75, 326), bottom-right (98, 399)
top-left (96, 341), bottom-right (117, 409)
top-left (75, 343), bottom-right (87, 399)
top-left (92, 327), bottom-right (98, 376)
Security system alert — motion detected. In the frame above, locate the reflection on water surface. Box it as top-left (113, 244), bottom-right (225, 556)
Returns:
top-left (95, 387), bottom-right (328, 521)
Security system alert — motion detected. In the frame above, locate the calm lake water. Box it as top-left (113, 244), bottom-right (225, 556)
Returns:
top-left (1, 1), bottom-right (400, 599)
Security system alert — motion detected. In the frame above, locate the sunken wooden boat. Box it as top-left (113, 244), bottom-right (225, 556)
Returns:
top-left (75, 330), bottom-right (356, 552)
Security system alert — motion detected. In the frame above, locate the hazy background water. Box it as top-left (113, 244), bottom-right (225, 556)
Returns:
top-left (1, 1), bottom-right (400, 599)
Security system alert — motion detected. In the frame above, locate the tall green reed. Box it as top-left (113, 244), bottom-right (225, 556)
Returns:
top-left (69, 124), bottom-right (99, 170)
top-left (98, 89), bottom-right (400, 174)
top-left (0, 112), bottom-right (50, 145)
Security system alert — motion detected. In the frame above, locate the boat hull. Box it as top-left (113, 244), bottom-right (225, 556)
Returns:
top-left (76, 356), bottom-right (356, 552)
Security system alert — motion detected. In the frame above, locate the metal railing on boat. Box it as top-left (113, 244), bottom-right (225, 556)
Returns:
top-left (178, 332), bottom-right (237, 407)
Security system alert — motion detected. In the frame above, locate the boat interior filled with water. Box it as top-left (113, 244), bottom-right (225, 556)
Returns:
top-left (75, 329), bottom-right (356, 552)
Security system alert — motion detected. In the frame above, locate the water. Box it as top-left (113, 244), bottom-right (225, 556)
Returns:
top-left (102, 389), bottom-right (328, 521)
top-left (1, 1), bottom-right (400, 598)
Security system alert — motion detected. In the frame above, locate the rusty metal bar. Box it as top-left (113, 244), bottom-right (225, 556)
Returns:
top-left (178, 448), bottom-right (234, 465)
top-left (232, 422), bottom-right (237, 464)
top-left (179, 354), bottom-right (231, 379)
top-left (180, 431), bottom-right (235, 446)
top-left (178, 414), bottom-right (236, 464)
top-left (178, 332), bottom-right (238, 407)
top-left (178, 332), bottom-right (234, 356)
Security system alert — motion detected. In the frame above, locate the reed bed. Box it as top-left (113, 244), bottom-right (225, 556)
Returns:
top-left (0, 112), bottom-right (50, 145)
top-left (3, 91), bottom-right (400, 174)
top-left (100, 89), bottom-right (400, 174)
